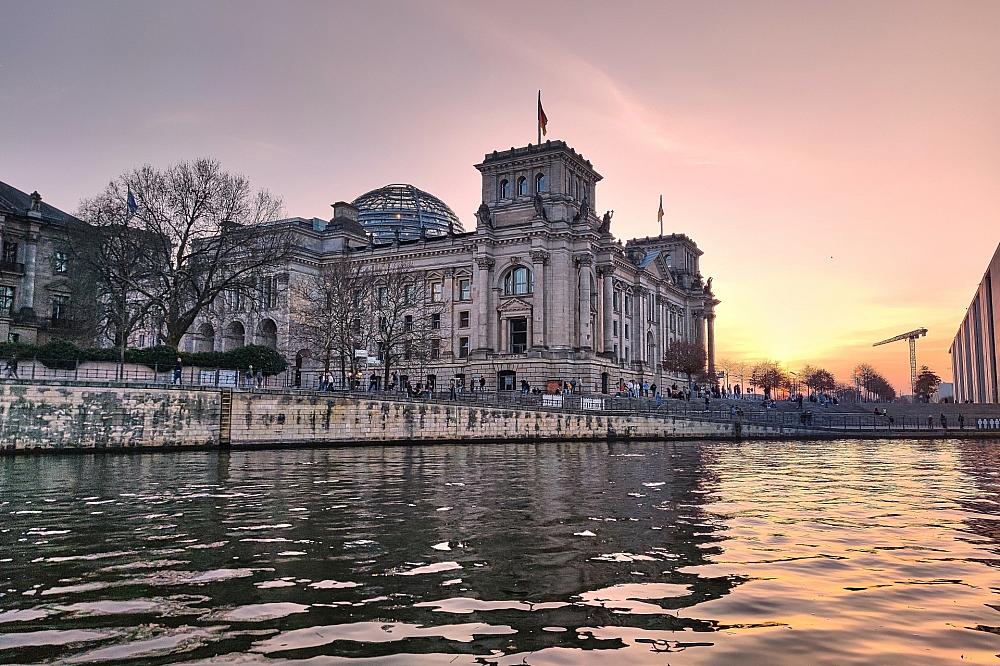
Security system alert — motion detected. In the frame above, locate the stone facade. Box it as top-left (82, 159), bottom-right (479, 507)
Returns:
top-left (0, 182), bottom-right (85, 345)
top-left (184, 140), bottom-right (719, 393)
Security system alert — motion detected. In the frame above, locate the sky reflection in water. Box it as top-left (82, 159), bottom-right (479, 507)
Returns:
top-left (0, 440), bottom-right (998, 664)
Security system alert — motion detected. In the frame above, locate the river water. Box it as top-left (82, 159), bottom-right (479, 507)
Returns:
top-left (0, 440), bottom-right (998, 665)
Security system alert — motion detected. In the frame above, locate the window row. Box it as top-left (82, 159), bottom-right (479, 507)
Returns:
top-left (498, 173), bottom-right (547, 200)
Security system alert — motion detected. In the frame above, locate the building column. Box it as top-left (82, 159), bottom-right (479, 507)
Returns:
top-left (474, 257), bottom-right (494, 353)
top-left (550, 249), bottom-right (572, 349)
top-left (706, 311), bottom-right (717, 383)
top-left (530, 250), bottom-right (549, 349)
top-left (19, 228), bottom-right (39, 311)
top-left (601, 269), bottom-right (614, 354)
top-left (576, 254), bottom-right (593, 350)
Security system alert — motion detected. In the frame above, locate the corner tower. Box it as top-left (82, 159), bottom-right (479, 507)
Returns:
top-left (474, 140), bottom-right (603, 229)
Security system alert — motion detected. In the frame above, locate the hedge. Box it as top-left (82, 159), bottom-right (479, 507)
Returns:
top-left (0, 341), bottom-right (287, 374)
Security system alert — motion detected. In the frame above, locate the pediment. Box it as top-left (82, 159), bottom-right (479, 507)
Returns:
top-left (497, 296), bottom-right (532, 314)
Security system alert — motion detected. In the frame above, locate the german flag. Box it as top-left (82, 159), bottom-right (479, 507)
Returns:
top-left (538, 91), bottom-right (548, 137)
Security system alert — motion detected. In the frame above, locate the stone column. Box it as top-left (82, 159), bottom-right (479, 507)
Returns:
top-left (706, 311), bottom-right (716, 382)
top-left (474, 257), bottom-right (494, 353)
top-left (530, 250), bottom-right (549, 349)
top-left (550, 249), bottom-right (572, 349)
top-left (20, 228), bottom-right (39, 310)
top-left (601, 269), bottom-right (614, 354)
top-left (576, 254), bottom-right (593, 350)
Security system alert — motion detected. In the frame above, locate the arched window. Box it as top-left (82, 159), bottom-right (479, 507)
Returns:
top-left (516, 176), bottom-right (528, 196)
top-left (499, 179), bottom-right (509, 199)
top-left (503, 266), bottom-right (532, 296)
top-left (535, 172), bottom-right (547, 193)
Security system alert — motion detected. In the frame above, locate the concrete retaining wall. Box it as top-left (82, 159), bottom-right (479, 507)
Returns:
top-left (0, 383), bottom-right (221, 452)
top-left (228, 393), bottom-right (741, 446)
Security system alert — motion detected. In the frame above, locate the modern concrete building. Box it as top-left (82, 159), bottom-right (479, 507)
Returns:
top-left (950, 242), bottom-right (1000, 403)
top-left (184, 140), bottom-right (719, 393)
top-left (0, 181), bottom-right (84, 344)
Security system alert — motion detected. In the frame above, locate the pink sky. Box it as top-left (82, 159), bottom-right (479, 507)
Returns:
top-left (3, 0), bottom-right (999, 390)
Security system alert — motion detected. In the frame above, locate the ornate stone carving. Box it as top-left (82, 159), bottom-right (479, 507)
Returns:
top-left (530, 249), bottom-right (550, 265)
top-left (476, 203), bottom-right (493, 229)
top-left (574, 253), bottom-right (594, 266)
top-left (476, 257), bottom-right (495, 270)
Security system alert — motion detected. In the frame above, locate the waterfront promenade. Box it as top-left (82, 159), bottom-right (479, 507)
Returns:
top-left (0, 378), bottom-right (998, 453)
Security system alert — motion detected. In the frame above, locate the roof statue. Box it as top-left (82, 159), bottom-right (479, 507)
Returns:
top-left (573, 195), bottom-right (590, 224)
top-left (598, 209), bottom-right (614, 233)
top-left (533, 194), bottom-right (548, 221)
top-left (476, 202), bottom-right (493, 230)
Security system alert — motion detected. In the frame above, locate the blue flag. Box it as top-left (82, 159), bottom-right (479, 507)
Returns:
top-left (127, 189), bottom-right (138, 215)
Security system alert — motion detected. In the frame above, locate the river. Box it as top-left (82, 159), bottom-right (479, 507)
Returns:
top-left (1, 440), bottom-right (998, 664)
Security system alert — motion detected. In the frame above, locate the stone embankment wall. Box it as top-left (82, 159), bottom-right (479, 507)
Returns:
top-left (0, 383), bottom-right (766, 453)
top-left (0, 382), bottom-right (221, 452)
top-left (228, 393), bottom-right (742, 447)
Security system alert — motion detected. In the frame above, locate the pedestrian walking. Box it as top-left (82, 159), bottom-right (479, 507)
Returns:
top-left (927, 415), bottom-right (934, 430)
top-left (479, 376), bottom-right (486, 394)
top-left (449, 379), bottom-right (457, 400)
top-left (5, 354), bottom-right (18, 379)
top-left (172, 357), bottom-right (183, 385)
top-left (958, 413), bottom-right (965, 430)
top-left (940, 413), bottom-right (948, 429)
top-left (254, 367), bottom-right (264, 388)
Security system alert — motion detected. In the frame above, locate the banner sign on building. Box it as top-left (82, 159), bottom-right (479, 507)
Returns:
top-left (582, 397), bottom-right (605, 411)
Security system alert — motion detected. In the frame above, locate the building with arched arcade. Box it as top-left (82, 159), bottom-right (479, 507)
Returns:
top-left (183, 140), bottom-right (718, 392)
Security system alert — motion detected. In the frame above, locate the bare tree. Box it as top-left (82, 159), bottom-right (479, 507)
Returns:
top-left (289, 256), bottom-right (374, 387)
top-left (74, 186), bottom-right (164, 376)
top-left (662, 339), bottom-right (706, 388)
top-left (369, 260), bottom-right (444, 392)
top-left (87, 158), bottom-right (289, 348)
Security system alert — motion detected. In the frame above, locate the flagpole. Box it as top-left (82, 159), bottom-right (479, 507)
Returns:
top-left (537, 91), bottom-right (541, 145)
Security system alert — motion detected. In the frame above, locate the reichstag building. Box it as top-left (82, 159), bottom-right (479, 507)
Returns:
top-left (183, 140), bottom-right (718, 393)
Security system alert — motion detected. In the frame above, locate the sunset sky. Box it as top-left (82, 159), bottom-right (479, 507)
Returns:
top-left (3, 0), bottom-right (999, 391)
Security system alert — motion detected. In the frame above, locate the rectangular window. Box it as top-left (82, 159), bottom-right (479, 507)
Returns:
top-left (430, 339), bottom-right (440, 360)
top-left (509, 317), bottom-right (528, 353)
top-left (378, 286), bottom-right (388, 306)
top-left (404, 284), bottom-right (416, 305)
top-left (624, 323), bottom-right (630, 338)
top-left (613, 290), bottom-right (620, 312)
top-left (458, 336), bottom-right (470, 358)
top-left (51, 294), bottom-right (70, 320)
top-left (614, 343), bottom-right (619, 361)
top-left (261, 276), bottom-right (279, 309)
top-left (613, 320), bottom-right (618, 337)
top-left (431, 282), bottom-right (443, 302)
top-left (2, 242), bottom-right (17, 265)
top-left (404, 314), bottom-right (413, 332)
top-left (352, 318), bottom-right (361, 334)
top-left (458, 278), bottom-right (471, 301)
top-left (404, 339), bottom-right (412, 361)
top-left (53, 251), bottom-right (69, 273)
top-left (0, 286), bottom-right (14, 311)
top-left (431, 313), bottom-right (441, 330)
top-left (624, 293), bottom-right (631, 314)
top-left (459, 311), bottom-right (470, 328)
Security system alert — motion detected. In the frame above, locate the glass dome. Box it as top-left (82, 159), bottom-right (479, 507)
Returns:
top-left (352, 184), bottom-right (463, 242)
